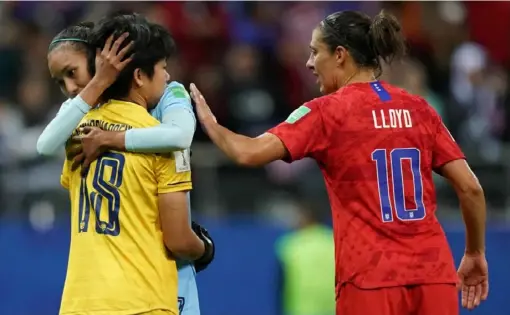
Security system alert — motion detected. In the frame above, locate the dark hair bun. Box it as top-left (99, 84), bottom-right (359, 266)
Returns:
top-left (319, 10), bottom-right (406, 77)
top-left (368, 10), bottom-right (406, 65)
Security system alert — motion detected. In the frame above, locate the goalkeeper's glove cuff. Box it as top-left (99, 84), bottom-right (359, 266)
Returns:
top-left (192, 221), bottom-right (215, 273)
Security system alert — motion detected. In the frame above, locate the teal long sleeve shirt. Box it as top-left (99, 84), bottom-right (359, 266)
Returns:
top-left (36, 82), bottom-right (196, 155)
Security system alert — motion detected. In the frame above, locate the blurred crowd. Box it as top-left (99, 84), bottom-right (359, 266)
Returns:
top-left (1, 1), bottom-right (510, 222)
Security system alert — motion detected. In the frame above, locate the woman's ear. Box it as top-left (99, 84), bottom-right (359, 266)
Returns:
top-left (335, 45), bottom-right (348, 66)
top-left (133, 68), bottom-right (144, 88)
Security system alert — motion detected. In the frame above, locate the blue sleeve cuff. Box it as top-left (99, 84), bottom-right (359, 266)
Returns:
top-left (74, 95), bottom-right (91, 114)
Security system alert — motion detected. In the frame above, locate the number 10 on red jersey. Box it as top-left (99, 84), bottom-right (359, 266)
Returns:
top-left (372, 148), bottom-right (426, 222)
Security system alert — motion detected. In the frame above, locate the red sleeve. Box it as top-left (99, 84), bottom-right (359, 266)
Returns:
top-left (432, 115), bottom-right (466, 170)
top-left (267, 98), bottom-right (328, 162)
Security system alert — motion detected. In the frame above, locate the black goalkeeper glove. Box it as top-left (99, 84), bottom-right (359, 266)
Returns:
top-left (192, 221), bottom-right (215, 273)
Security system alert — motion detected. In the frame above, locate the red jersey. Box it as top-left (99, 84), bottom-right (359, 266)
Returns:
top-left (267, 81), bottom-right (464, 293)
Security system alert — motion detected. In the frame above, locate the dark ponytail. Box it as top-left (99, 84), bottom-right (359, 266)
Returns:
top-left (368, 10), bottom-right (406, 68)
top-left (319, 10), bottom-right (406, 77)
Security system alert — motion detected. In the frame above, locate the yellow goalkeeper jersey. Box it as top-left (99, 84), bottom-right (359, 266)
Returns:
top-left (59, 100), bottom-right (192, 315)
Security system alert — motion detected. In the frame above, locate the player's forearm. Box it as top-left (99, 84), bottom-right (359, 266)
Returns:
top-left (441, 160), bottom-right (486, 254)
top-left (165, 232), bottom-right (205, 261)
top-left (201, 119), bottom-right (259, 166)
top-left (103, 125), bottom-right (192, 153)
top-left (459, 185), bottom-right (486, 254)
top-left (36, 96), bottom-right (90, 156)
top-left (104, 107), bottom-right (195, 153)
top-left (124, 125), bottom-right (193, 153)
top-left (159, 191), bottom-right (205, 261)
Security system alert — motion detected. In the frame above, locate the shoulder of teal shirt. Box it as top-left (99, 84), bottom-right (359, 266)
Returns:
top-left (150, 81), bottom-right (194, 122)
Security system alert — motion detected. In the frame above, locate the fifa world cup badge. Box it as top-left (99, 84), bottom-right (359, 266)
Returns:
top-left (285, 105), bottom-right (311, 124)
top-left (174, 149), bottom-right (191, 173)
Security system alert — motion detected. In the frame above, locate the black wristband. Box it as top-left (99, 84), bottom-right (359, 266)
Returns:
top-left (192, 221), bottom-right (215, 272)
top-left (197, 234), bottom-right (214, 263)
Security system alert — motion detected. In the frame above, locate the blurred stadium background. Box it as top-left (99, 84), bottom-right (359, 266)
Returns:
top-left (0, 1), bottom-right (509, 315)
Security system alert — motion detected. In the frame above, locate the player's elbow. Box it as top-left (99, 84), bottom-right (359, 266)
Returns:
top-left (235, 144), bottom-right (267, 167)
top-left (237, 151), bottom-right (280, 167)
top-left (159, 118), bottom-right (195, 150)
top-left (235, 151), bottom-right (259, 167)
top-left (456, 178), bottom-right (484, 200)
top-left (172, 130), bottom-right (193, 150)
top-left (164, 234), bottom-right (204, 261)
top-left (450, 171), bottom-right (484, 204)
top-left (442, 160), bottom-right (484, 200)
top-left (36, 136), bottom-right (56, 156)
top-left (234, 133), bottom-right (286, 167)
